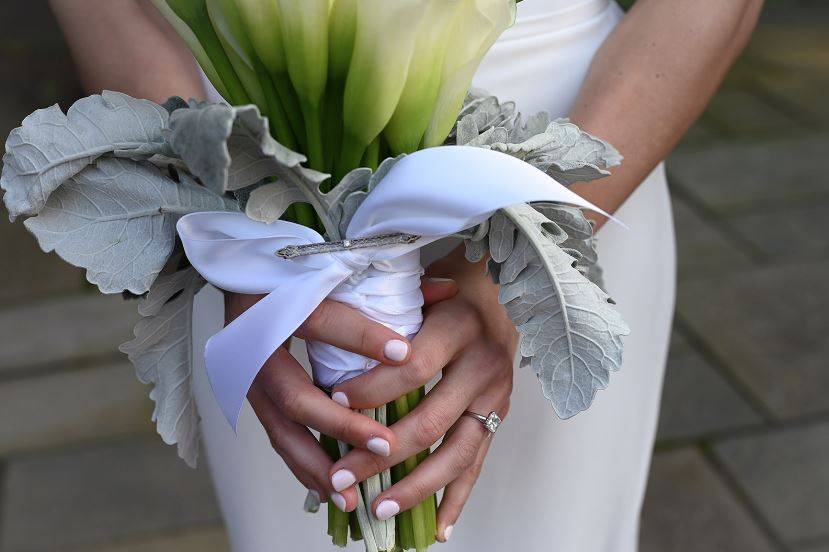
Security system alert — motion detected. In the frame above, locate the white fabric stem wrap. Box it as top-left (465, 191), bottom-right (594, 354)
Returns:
top-left (306, 250), bottom-right (425, 389)
top-left (177, 146), bottom-right (613, 429)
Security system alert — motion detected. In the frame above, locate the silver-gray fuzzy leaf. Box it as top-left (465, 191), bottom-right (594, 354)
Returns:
top-left (1, 91), bottom-right (170, 220)
top-left (495, 204), bottom-right (629, 419)
top-left (166, 101), bottom-right (397, 238)
top-left (23, 158), bottom-right (237, 295)
top-left (120, 267), bottom-right (205, 467)
top-left (245, 184), bottom-right (307, 223)
top-left (533, 203), bottom-right (604, 289)
top-left (167, 103), bottom-right (312, 196)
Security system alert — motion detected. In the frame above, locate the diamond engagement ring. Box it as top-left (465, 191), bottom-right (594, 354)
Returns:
top-left (464, 411), bottom-right (502, 434)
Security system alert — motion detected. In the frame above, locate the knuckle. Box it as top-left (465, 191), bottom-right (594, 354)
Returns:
top-left (452, 437), bottom-right (480, 469)
top-left (405, 352), bottom-right (435, 387)
top-left (407, 479), bottom-right (431, 504)
top-left (304, 301), bottom-right (336, 335)
top-left (467, 460), bottom-right (484, 480)
top-left (332, 415), bottom-right (358, 442)
top-left (276, 388), bottom-right (307, 420)
top-left (415, 408), bottom-right (446, 447)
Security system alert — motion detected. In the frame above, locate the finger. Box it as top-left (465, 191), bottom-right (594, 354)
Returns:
top-left (328, 346), bottom-right (494, 490)
top-left (296, 299), bottom-right (412, 365)
top-left (248, 382), bottom-right (360, 512)
top-left (421, 277), bottom-right (458, 307)
top-left (331, 300), bottom-right (482, 409)
top-left (436, 435), bottom-right (493, 542)
top-left (260, 348), bottom-right (396, 456)
top-left (370, 415), bottom-right (491, 520)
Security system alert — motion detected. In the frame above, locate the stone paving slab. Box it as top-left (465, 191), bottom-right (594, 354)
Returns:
top-left (670, 197), bottom-right (755, 281)
top-left (668, 329), bottom-right (693, 358)
top-left (640, 448), bottom-right (777, 552)
top-left (0, 294), bottom-right (138, 373)
top-left (0, 439), bottom-right (220, 552)
top-left (668, 134), bottom-right (829, 214)
top-left (732, 202), bottom-right (829, 262)
top-left (677, 261), bottom-right (829, 419)
top-left (0, 221), bottom-right (84, 305)
top-left (0, 362), bottom-right (153, 455)
top-left (60, 526), bottom-right (229, 552)
top-left (714, 421), bottom-right (829, 545)
top-left (702, 89), bottom-right (802, 138)
top-left (656, 352), bottom-right (761, 442)
top-left (796, 544), bottom-right (829, 552)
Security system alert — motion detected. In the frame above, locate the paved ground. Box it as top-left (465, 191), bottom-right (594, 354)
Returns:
top-left (0, 2), bottom-right (827, 551)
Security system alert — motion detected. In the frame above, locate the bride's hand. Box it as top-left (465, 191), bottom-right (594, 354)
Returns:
top-left (327, 247), bottom-right (518, 542)
top-left (224, 279), bottom-right (458, 513)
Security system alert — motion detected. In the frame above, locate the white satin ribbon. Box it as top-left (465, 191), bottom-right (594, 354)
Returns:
top-left (177, 146), bottom-right (613, 429)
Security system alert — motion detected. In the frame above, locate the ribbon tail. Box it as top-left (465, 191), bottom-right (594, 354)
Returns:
top-left (205, 264), bottom-right (350, 429)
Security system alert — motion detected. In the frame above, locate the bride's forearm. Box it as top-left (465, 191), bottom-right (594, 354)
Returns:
top-left (568, 0), bottom-right (764, 228)
top-left (49, 0), bottom-right (205, 102)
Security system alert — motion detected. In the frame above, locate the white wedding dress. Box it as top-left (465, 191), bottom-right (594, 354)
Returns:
top-left (192, 0), bottom-right (676, 550)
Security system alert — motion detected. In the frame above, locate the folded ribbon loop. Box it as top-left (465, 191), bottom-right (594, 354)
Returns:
top-left (177, 146), bottom-right (615, 429)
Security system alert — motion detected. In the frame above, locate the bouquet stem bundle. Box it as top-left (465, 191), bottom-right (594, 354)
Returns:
top-left (322, 388), bottom-right (434, 552)
top-left (152, 1), bottom-right (517, 549)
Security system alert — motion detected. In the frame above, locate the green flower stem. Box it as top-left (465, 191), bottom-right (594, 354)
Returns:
top-left (362, 136), bottom-right (381, 171)
top-left (273, 77), bottom-right (308, 153)
top-left (293, 203), bottom-right (318, 230)
top-left (350, 510), bottom-right (364, 542)
top-left (393, 391), bottom-right (432, 551)
top-left (335, 133), bottom-right (367, 185)
top-left (302, 104), bottom-right (326, 173)
top-left (166, 2), bottom-right (250, 105)
top-left (339, 440), bottom-right (380, 552)
top-left (323, 84), bottom-right (345, 178)
top-left (322, 434), bottom-right (351, 547)
top-left (254, 62), bottom-right (297, 151)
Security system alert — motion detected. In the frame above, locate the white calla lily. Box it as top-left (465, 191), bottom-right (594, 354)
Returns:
top-left (206, 0), bottom-right (267, 108)
top-left (234, 0), bottom-right (287, 76)
top-left (422, 0), bottom-right (516, 147)
top-left (383, 0), bottom-right (462, 155)
top-left (275, 0), bottom-right (331, 169)
top-left (339, 0), bottom-right (427, 174)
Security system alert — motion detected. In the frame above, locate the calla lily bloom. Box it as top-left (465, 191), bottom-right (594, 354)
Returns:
top-left (422, 0), bottom-right (516, 147)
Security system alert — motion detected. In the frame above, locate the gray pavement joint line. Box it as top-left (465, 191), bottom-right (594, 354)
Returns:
top-left (699, 443), bottom-right (790, 552)
top-left (655, 408), bottom-right (829, 455)
top-left (0, 352), bottom-right (130, 386)
top-left (671, 315), bottom-right (776, 422)
top-left (665, 170), bottom-right (769, 264)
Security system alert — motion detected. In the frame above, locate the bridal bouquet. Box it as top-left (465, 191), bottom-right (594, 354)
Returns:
top-left (1, 1), bottom-right (629, 550)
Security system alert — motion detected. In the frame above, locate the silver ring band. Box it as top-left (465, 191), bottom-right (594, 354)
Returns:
top-left (463, 411), bottom-right (502, 434)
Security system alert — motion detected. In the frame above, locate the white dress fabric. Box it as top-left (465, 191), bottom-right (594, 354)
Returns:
top-left (193, 0), bottom-right (676, 550)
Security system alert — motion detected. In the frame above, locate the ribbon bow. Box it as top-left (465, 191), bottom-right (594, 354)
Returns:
top-left (178, 146), bottom-right (609, 428)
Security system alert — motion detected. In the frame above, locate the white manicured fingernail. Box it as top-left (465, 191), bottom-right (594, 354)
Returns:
top-left (331, 391), bottom-right (350, 408)
top-left (384, 339), bottom-right (409, 362)
top-left (367, 437), bottom-right (391, 457)
top-left (444, 525), bottom-right (454, 541)
top-left (331, 469), bottom-right (356, 492)
top-left (330, 492), bottom-right (347, 511)
top-left (375, 500), bottom-right (400, 521)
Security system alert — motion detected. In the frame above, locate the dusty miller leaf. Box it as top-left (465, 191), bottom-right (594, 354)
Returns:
top-left (120, 267), bottom-right (205, 467)
top-left (23, 158), bottom-right (237, 295)
top-left (166, 102), bottom-right (312, 195)
top-left (245, 183), bottom-right (307, 222)
top-left (491, 118), bottom-right (622, 185)
top-left (167, 101), bottom-right (387, 238)
top-left (489, 204), bottom-right (629, 419)
top-left (334, 157), bottom-right (403, 237)
top-left (533, 203), bottom-right (604, 289)
top-left (1, 91), bottom-right (170, 220)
